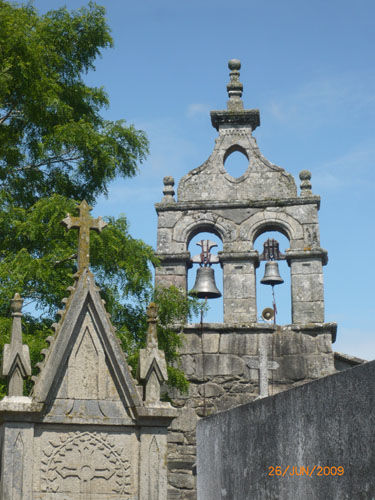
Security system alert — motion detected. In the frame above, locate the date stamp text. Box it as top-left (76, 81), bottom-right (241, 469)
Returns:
top-left (268, 466), bottom-right (344, 478)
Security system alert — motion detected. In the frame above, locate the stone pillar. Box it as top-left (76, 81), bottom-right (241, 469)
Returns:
top-left (139, 428), bottom-right (169, 500)
top-left (154, 253), bottom-right (191, 292)
top-left (0, 422), bottom-right (34, 500)
top-left (287, 249), bottom-right (327, 324)
top-left (220, 251), bottom-right (259, 323)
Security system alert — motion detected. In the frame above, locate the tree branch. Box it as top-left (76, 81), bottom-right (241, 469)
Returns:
top-left (14, 154), bottom-right (82, 172)
top-left (54, 254), bottom-right (77, 267)
top-left (0, 108), bottom-right (14, 125)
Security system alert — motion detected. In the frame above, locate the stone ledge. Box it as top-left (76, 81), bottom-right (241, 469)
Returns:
top-left (155, 196), bottom-right (321, 212)
top-left (154, 252), bottom-right (191, 265)
top-left (334, 351), bottom-right (367, 365)
top-left (218, 250), bottom-right (259, 264)
top-left (286, 248), bottom-right (328, 265)
top-left (136, 404), bottom-right (178, 425)
top-left (210, 109), bottom-right (260, 131)
top-left (177, 322), bottom-right (338, 342)
top-left (0, 396), bottom-right (43, 417)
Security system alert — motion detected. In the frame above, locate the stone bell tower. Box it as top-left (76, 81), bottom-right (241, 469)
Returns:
top-left (155, 60), bottom-right (337, 499)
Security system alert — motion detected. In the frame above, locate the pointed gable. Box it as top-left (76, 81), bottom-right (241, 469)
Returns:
top-left (32, 269), bottom-right (143, 420)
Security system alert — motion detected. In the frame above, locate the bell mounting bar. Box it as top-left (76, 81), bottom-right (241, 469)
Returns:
top-left (259, 238), bottom-right (286, 261)
top-left (191, 240), bottom-right (220, 266)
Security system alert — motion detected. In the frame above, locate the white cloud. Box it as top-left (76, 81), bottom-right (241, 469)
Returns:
top-left (266, 72), bottom-right (375, 127)
top-left (312, 143), bottom-right (375, 191)
top-left (186, 103), bottom-right (211, 118)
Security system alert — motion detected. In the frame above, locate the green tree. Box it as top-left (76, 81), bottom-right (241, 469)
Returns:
top-left (0, 0), bottom-right (148, 206)
top-left (0, 1), bottom-right (197, 398)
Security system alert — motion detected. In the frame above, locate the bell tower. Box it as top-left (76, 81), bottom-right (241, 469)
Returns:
top-left (154, 60), bottom-right (337, 499)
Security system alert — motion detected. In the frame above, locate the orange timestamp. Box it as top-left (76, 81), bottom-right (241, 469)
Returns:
top-left (268, 466), bottom-right (344, 478)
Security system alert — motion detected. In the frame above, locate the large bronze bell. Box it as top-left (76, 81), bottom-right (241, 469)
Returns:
top-left (189, 266), bottom-right (221, 299)
top-left (260, 261), bottom-right (284, 286)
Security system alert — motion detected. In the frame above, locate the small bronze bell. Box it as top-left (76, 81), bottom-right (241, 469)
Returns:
top-left (260, 261), bottom-right (284, 286)
top-left (189, 266), bottom-right (222, 299)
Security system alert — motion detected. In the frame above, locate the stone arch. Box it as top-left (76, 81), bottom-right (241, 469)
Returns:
top-left (223, 143), bottom-right (249, 164)
top-left (173, 212), bottom-right (236, 250)
top-left (240, 210), bottom-right (304, 248)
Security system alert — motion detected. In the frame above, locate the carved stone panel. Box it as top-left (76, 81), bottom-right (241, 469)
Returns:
top-left (33, 426), bottom-right (139, 499)
top-left (55, 312), bottom-right (120, 402)
top-left (139, 428), bottom-right (168, 500)
top-left (0, 423), bottom-right (33, 500)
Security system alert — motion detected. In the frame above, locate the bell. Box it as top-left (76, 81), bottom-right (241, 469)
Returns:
top-left (260, 261), bottom-right (284, 286)
top-left (189, 266), bottom-right (222, 299)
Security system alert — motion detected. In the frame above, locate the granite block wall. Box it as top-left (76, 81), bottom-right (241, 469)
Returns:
top-left (167, 323), bottom-right (336, 499)
top-left (197, 360), bottom-right (375, 500)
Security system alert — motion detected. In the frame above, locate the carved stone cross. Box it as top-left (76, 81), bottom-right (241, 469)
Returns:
top-left (247, 335), bottom-right (279, 398)
top-left (58, 450), bottom-right (115, 496)
top-left (62, 200), bottom-right (107, 272)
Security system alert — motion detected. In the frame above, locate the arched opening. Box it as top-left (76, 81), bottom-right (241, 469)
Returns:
top-left (254, 231), bottom-right (291, 325)
top-left (188, 231), bottom-right (223, 323)
top-left (223, 146), bottom-right (249, 179)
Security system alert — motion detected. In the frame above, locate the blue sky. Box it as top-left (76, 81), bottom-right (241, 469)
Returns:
top-left (35, 0), bottom-right (375, 360)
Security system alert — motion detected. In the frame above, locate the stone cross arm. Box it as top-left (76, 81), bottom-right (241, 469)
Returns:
top-left (246, 358), bottom-right (279, 371)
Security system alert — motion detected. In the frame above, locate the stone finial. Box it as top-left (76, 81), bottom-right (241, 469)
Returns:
top-left (61, 200), bottom-right (107, 272)
top-left (2, 293), bottom-right (31, 396)
top-left (10, 292), bottom-right (23, 313)
top-left (299, 170), bottom-right (312, 197)
top-left (146, 302), bottom-right (158, 348)
top-left (162, 176), bottom-right (176, 203)
top-left (227, 59), bottom-right (244, 111)
top-left (138, 303), bottom-right (168, 405)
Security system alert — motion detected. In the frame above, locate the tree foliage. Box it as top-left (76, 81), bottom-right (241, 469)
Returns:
top-left (0, 1), bottom-right (148, 207)
top-left (0, 1), bottom-right (196, 398)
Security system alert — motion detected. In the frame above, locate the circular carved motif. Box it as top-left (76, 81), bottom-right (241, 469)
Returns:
top-left (40, 431), bottom-right (131, 495)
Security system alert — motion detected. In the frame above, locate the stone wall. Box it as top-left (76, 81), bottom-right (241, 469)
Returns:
top-left (167, 323), bottom-right (336, 499)
top-left (197, 360), bottom-right (375, 500)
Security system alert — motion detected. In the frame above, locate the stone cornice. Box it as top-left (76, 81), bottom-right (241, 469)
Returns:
top-left (179, 322), bottom-right (337, 342)
top-left (286, 248), bottom-right (328, 266)
top-left (218, 250), bottom-right (260, 266)
top-left (210, 109), bottom-right (260, 131)
top-left (154, 252), bottom-right (191, 264)
top-left (155, 196), bottom-right (321, 212)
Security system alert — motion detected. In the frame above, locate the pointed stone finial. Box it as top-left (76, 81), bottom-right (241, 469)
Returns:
top-left (211, 60), bottom-right (260, 131)
top-left (227, 59), bottom-right (244, 111)
top-left (299, 170), bottom-right (312, 197)
top-left (2, 293), bottom-right (31, 396)
top-left (146, 302), bottom-right (158, 348)
top-left (138, 303), bottom-right (168, 404)
top-left (162, 176), bottom-right (176, 203)
top-left (61, 200), bottom-right (107, 272)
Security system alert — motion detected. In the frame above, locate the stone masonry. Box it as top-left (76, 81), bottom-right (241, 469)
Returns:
top-left (154, 60), bottom-right (338, 499)
top-left (0, 202), bottom-right (176, 500)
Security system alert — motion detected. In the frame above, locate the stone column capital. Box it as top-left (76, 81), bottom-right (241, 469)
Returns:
top-left (286, 248), bottom-right (328, 266)
top-left (218, 250), bottom-right (260, 267)
top-left (154, 252), bottom-right (192, 267)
